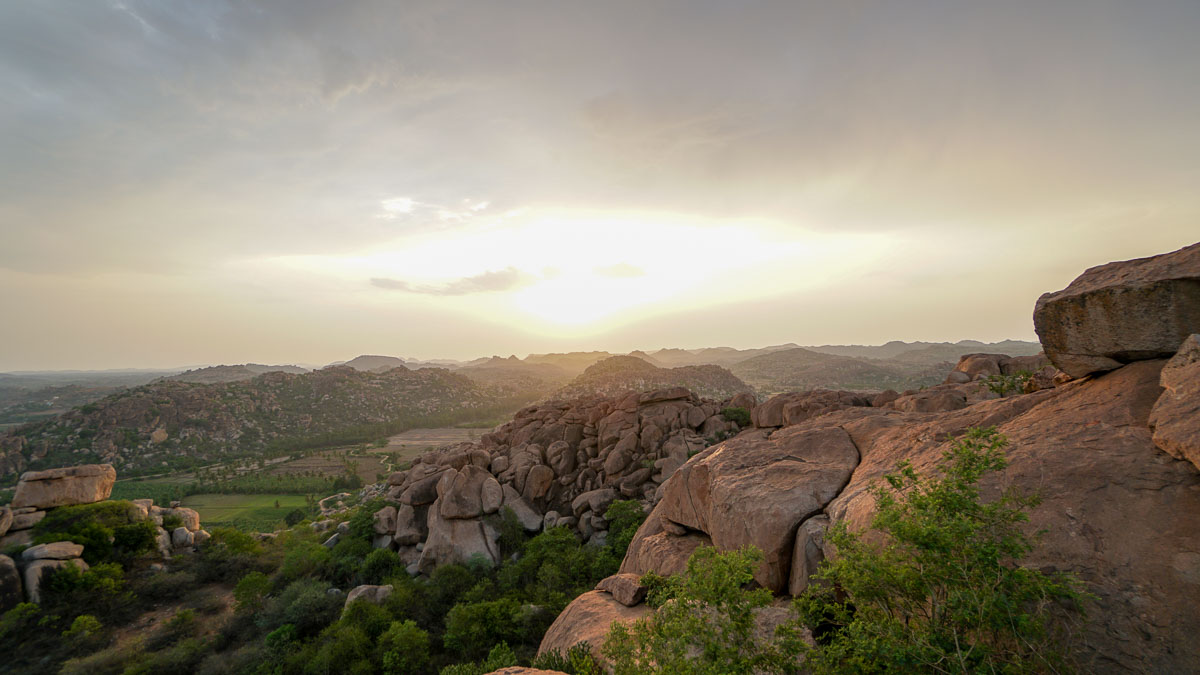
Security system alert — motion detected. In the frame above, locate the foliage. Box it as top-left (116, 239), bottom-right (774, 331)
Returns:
top-left (603, 499), bottom-right (647, 556)
top-left (720, 406), bottom-right (752, 427)
top-left (604, 546), bottom-right (793, 674)
top-left (32, 500), bottom-right (154, 565)
top-left (234, 571), bottom-right (272, 613)
top-left (380, 619), bottom-right (431, 674)
top-left (796, 427), bottom-right (1091, 674)
top-left (443, 598), bottom-right (524, 659)
top-left (161, 513), bottom-right (185, 530)
top-left (531, 642), bottom-right (603, 674)
top-left (62, 613), bottom-right (103, 640)
top-left (439, 641), bottom-right (519, 675)
top-left (980, 371), bottom-right (1033, 397)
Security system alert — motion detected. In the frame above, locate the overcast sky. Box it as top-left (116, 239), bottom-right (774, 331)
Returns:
top-left (1, 1), bottom-right (1197, 370)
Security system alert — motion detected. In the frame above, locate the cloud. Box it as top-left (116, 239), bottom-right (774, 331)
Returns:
top-left (370, 267), bottom-right (528, 296)
top-left (594, 263), bottom-right (645, 278)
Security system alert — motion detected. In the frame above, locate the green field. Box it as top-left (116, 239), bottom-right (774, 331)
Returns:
top-left (181, 493), bottom-right (310, 526)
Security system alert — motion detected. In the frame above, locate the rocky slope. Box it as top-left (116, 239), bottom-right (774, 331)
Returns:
top-left (163, 363), bottom-right (309, 384)
top-left (0, 366), bottom-right (520, 482)
top-left (535, 241), bottom-right (1200, 673)
top-left (553, 356), bottom-right (754, 401)
top-left (730, 346), bottom-right (949, 394)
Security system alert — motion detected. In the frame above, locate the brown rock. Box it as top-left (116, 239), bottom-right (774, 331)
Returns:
top-left (418, 502), bottom-right (500, 572)
top-left (438, 465), bottom-right (500, 519)
top-left (620, 509), bottom-right (712, 578)
top-left (0, 555), bottom-right (20, 613)
top-left (373, 506), bottom-right (397, 535)
top-left (343, 584), bottom-right (393, 612)
top-left (596, 573), bottom-right (647, 607)
top-left (0, 507), bottom-right (10, 538)
top-left (1149, 334), bottom-right (1200, 470)
top-left (9, 510), bottom-right (45, 531)
top-left (524, 465), bottom-right (554, 500)
top-left (953, 353), bottom-right (1006, 380)
top-left (729, 392), bottom-right (757, 411)
top-left (11, 464), bottom-right (116, 509)
top-left (485, 669), bottom-right (568, 675)
top-left (22, 542), bottom-right (84, 561)
top-left (393, 504), bottom-right (423, 545)
top-left (538, 590), bottom-right (650, 661)
top-left (1034, 241), bottom-right (1200, 377)
top-left (788, 515), bottom-right (829, 595)
top-left (650, 426), bottom-right (859, 591)
top-left (500, 485), bottom-right (544, 531)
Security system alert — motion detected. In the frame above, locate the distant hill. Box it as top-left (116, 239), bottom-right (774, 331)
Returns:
top-left (456, 356), bottom-right (573, 395)
top-left (805, 340), bottom-right (1041, 363)
top-left (0, 365), bottom-right (530, 482)
top-left (337, 355), bottom-right (409, 372)
top-left (164, 363), bottom-right (309, 384)
top-left (554, 355), bottom-right (753, 400)
top-left (729, 347), bottom-right (949, 394)
top-left (524, 351), bottom-right (613, 377)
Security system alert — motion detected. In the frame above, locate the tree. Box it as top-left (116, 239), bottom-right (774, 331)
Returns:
top-left (796, 427), bottom-right (1090, 674)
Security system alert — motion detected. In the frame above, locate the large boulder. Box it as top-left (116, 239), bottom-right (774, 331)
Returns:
top-left (22, 542), bottom-right (84, 561)
top-left (595, 573), bottom-right (647, 607)
top-left (620, 515), bottom-right (711, 578)
top-left (10, 464), bottom-right (116, 509)
top-left (418, 497), bottom-right (500, 573)
top-left (343, 584), bottom-right (393, 612)
top-left (1150, 334), bottom-right (1200, 471)
top-left (1034, 241), bottom-right (1200, 378)
top-left (0, 507), bottom-right (10, 538)
top-left (538, 590), bottom-right (650, 661)
top-left (0, 555), bottom-right (20, 613)
top-left (651, 425), bottom-right (860, 592)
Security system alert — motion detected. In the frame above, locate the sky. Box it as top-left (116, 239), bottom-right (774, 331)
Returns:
top-left (1, 1), bottom-right (1198, 370)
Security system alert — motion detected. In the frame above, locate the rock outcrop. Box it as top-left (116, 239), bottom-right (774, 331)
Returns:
top-left (1035, 241), bottom-right (1200, 377)
top-left (0, 555), bottom-right (20, 613)
top-left (537, 590), bottom-right (650, 660)
top-left (10, 464), bottom-right (116, 509)
top-left (549, 242), bottom-right (1200, 673)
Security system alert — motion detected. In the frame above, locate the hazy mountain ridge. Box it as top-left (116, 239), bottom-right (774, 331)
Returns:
top-left (163, 363), bottom-right (310, 384)
top-left (554, 355), bottom-right (754, 400)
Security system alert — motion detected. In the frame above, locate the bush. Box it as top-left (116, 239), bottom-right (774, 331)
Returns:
top-left (531, 642), bottom-right (603, 674)
top-left (258, 578), bottom-right (343, 638)
top-left (442, 598), bottom-right (523, 659)
top-left (379, 619), bottom-right (431, 674)
top-left (604, 546), bottom-right (791, 674)
top-left (796, 427), bottom-right (1091, 674)
top-left (360, 548), bottom-right (404, 585)
top-left (234, 571), bottom-right (271, 613)
top-left (721, 406), bottom-right (752, 427)
top-left (603, 500), bottom-right (647, 557)
top-left (161, 513), bottom-right (185, 530)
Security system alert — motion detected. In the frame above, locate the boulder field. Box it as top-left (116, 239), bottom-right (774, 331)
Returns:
top-left (538, 242), bottom-right (1200, 673)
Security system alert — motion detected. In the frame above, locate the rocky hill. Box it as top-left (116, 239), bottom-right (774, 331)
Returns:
top-left (337, 355), bottom-right (409, 372)
top-left (0, 365), bottom-right (525, 482)
top-left (553, 356), bottom-right (754, 401)
top-left (729, 347), bottom-right (948, 394)
top-left (163, 363), bottom-right (309, 384)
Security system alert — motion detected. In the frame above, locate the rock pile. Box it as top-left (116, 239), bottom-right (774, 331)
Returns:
top-left (0, 463), bottom-right (209, 611)
top-left (542, 241), bottom-right (1200, 673)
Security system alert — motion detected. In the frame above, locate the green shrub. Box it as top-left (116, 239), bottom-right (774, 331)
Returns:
top-left (604, 546), bottom-right (791, 674)
top-left (721, 406), bottom-right (752, 427)
top-left (379, 619), bottom-right (431, 674)
top-left (439, 641), bottom-right (519, 675)
top-left (442, 598), bottom-right (523, 659)
top-left (531, 642), bottom-right (603, 674)
top-left (62, 613), bottom-right (102, 640)
top-left (234, 571), bottom-right (271, 613)
top-left (161, 513), bottom-right (185, 530)
top-left (360, 548), bottom-right (404, 585)
top-left (603, 500), bottom-right (647, 557)
top-left (796, 427), bottom-right (1090, 674)
top-left (980, 371), bottom-right (1033, 397)
top-left (258, 578), bottom-right (342, 638)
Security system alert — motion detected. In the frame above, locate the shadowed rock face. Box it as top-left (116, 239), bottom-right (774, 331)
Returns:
top-left (1035, 241), bottom-right (1200, 377)
top-left (1150, 334), bottom-right (1200, 472)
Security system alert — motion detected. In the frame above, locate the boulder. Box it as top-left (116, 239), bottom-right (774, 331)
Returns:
top-left (0, 507), bottom-right (10, 537)
top-left (10, 464), bottom-right (116, 509)
top-left (163, 507), bottom-right (201, 532)
top-left (438, 465), bottom-right (501, 519)
top-left (172, 527), bottom-right (194, 548)
top-left (0, 555), bottom-right (21, 613)
top-left (24, 558), bottom-right (88, 604)
top-left (373, 506), bottom-right (397, 534)
top-left (571, 488), bottom-right (617, 518)
top-left (130, 499), bottom-right (154, 520)
top-left (484, 669), bottom-right (568, 675)
top-left (393, 504), bottom-right (423, 545)
top-left (343, 584), bottom-right (393, 612)
top-left (524, 465), bottom-right (555, 500)
top-left (620, 516), bottom-right (712, 578)
top-left (596, 573), bottom-right (647, 607)
top-left (788, 515), bottom-right (830, 595)
top-left (9, 510), bottom-right (45, 531)
top-left (649, 426), bottom-right (859, 592)
top-left (728, 392), bottom-right (757, 411)
top-left (500, 485), bottom-right (544, 531)
top-left (192, 530), bottom-right (211, 546)
top-left (538, 590), bottom-right (650, 661)
top-left (418, 499), bottom-right (500, 572)
top-left (1150, 334), bottom-right (1200, 471)
top-left (953, 353), bottom-right (1006, 380)
top-left (1034, 241), bottom-right (1200, 377)
top-left (22, 542), bottom-right (84, 561)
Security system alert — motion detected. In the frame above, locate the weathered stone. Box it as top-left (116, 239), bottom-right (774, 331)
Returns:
top-left (524, 465), bottom-right (554, 500)
top-left (24, 558), bottom-right (88, 603)
top-left (0, 507), bottom-right (11, 538)
top-left (1034, 241), bottom-right (1200, 377)
top-left (620, 516), bottom-right (711, 578)
top-left (596, 573), bottom-right (647, 607)
top-left (22, 542), bottom-right (84, 561)
top-left (418, 498), bottom-right (500, 572)
top-left (372, 534), bottom-right (395, 550)
top-left (343, 584), bottom-right (393, 612)
top-left (163, 507), bottom-right (201, 532)
top-left (322, 532), bottom-right (341, 548)
top-left (1150, 334), bottom-right (1200, 471)
top-left (891, 388), bottom-right (968, 413)
top-left (192, 530), bottom-right (211, 546)
top-left (572, 488), bottom-right (617, 517)
top-left (649, 425), bottom-right (859, 592)
top-left (538, 590), bottom-right (650, 662)
top-left (400, 468), bottom-right (448, 506)
top-left (500, 485), bottom-right (544, 531)
top-left (393, 504), bottom-right (423, 545)
top-left (545, 440), bottom-right (576, 475)
top-left (9, 510), bottom-right (44, 531)
top-left (11, 464), bottom-right (116, 509)
top-left (373, 505), bottom-right (397, 534)
top-left (788, 515), bottom-right (830, 595)
top-left (437, 465), bottom-right (499, 519)
top-left (481, 476), bottom-right (504, 514)
top-left (130, 499), bottom-right (153, 520)
top-left (172, 527), bottom-right (193, 548)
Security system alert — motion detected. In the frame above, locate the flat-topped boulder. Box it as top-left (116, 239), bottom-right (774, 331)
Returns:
top-left (11, 463), bottom-right (116, 509)
top-left (1034, 241), bottom-right (1200, 377)
top-left (22, 542), bottom-right (84, 561)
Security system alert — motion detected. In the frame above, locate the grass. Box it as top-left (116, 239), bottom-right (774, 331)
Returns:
top-left (181, 493), bottom-right (309, 525)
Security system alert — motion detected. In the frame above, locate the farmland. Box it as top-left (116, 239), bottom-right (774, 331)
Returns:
top-left (181, 493), bottom-right (312, 531)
